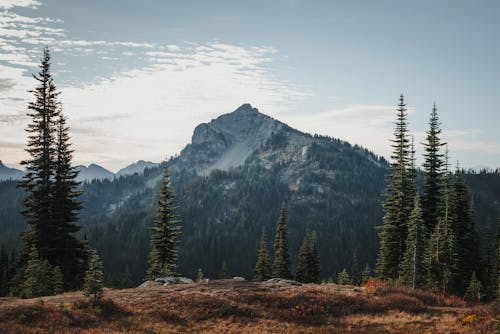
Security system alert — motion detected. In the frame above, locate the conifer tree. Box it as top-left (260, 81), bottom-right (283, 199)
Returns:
top-left (147, 166), bottom-right (181, 279)
top-left (350, 249), bottom-right (361, 286)
top-left (18, 47), bottom-right (85, 290)
top-left (361, 264), bottom-right (371, 284)
top-left (421, 103), bottom-right (446, 235)
top-left (424, 216), bottom-right (457, 293)
top-left (196, 268), bottom-right (204, 283)
top-left (400, 196), bottom-right (426, 289)
top-left (337, 268), bottom-right (351, 285)
top-left (377, 95), bottom-right (412, 281)
top-left (296, 228), bottom-right (313, 283)
top-left (254, 230), bottom-right (272, 281)
top-left (83, 249), bottom-right (103, 304)
top-left (273, 204), bottom-right (292, 279)
top-left (449, 165), bottom-right (480, 294)
top-left (309, 230), bottom-right (320, 283)
top-left (464, 271), bottom-right (481, 302)
top-left (0, 244), bottom-right (9, 296)
top-left (22, 245), bottom-right (52, 298)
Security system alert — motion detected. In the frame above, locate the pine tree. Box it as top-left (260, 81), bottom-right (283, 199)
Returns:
top-left (309, 230), bottom-right (320, 283)
top-left (196, 268), bottom-right (204, 283)
top-left (449, 165), bottom-right (480, 294)
top-left (19, 46), bottom-right (61, 266)
top-left (83, 249), bottom-right (103, 304)
top-left (254, 230), bottom-right (272, 281)
top-left (350, 249), bottom-right (361, 286)
top-left (400, 196), bottom-right (426, 289)
top-left (361, 264), bottom-right (371, 284)
top-left (52, 266), bottom-right (64, 295)
top-left (464, 271), bottom-right (482, 302)
top-left (18, 47), bottom-right (86, 291)
top-left (421, 103), bottom-right (446, 235)
top-left (377, 95), bottom-right (412, 281)
top-left (337, 268), bottom-right (351, 285)
top-left (22, 245), bottom-right (53, 298)
top-left (273, 203), bottom-right (292, 279)
top-left (146, 166), bottom-right (181, 279)
top-left (424, 216), bottom-right (457, 293)
top-left (296, 228), bottom-right (312, 283)
top-left (51, 114), bottom-right (87, 288)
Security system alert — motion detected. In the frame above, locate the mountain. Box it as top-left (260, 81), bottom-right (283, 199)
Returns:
top-left (0, 161), bottom-right (24, 180)
top-left (76, 164), bottom-right (115, 181)
top-left (0, 104), bottom-right (499, 286)
top-left (117, 160), bottom-right (159, 177)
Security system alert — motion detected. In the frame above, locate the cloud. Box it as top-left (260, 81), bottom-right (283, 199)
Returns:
top-left (0, 0), bottom-right (41, 9)
top-left (0, 77), bottom-right (15, 91)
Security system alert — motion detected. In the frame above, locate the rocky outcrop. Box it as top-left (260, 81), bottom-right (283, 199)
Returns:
top-left (265, 278), bottom-right (302, 286)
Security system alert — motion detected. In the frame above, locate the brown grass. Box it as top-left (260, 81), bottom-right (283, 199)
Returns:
top-left (0, 280), bottom-right (497, 334)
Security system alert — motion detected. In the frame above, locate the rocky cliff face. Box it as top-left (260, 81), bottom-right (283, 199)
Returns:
top-left (171, 104), bottom-right (284, 174)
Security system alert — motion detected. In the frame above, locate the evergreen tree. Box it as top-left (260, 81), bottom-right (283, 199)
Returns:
top-left (273, 203), bottom-right (292, 279)
top-left (52, 266), bottom-right (64, 295)
top-left (464, 271), bottom-right (482, 302)
top-left (146, 166), bottom-right (181, 279)
top-left (83, 249), bottom-right (103, 304)
top-left (377, 95), bottom-right (412, 281)
top-left (400, 196), bottom-right (426, 289)
top-left (450, 166), bottom-right (480, 294)
top-left (254, 230), bottom-right (272, 281)
top-left (0, 244), bottom-right (9, 296)
top-left (18, 47), bottom-right (85, 290)
top-left (424, 216), bottom-right (457, 293)
top-left (22, 245), bottom-right (52, 298)
top-left (196, 268), bottom-right (204, 282)
top-left (51, 114), bottom-right (87, 288)
top-left (337, 268), bottom-right (351, 285)
top-left (421, 103), bottom-right (446, 235)
top-left (295, 229), bottom-right (320, 283)
top-left (361, 264), bottom-right (371, 284)
top-left (350, 248), bottom-right (361, 286)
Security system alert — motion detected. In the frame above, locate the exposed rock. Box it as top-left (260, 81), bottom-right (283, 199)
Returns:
top-left (265, 278), bottom-right (302, 286)
top-left (138, 280), bottom-right (163, 288)
top-left (233, 276), bottom-right (246, 281)
top-left (352, 287), bottom-right (361, 292)
top-left (155, 276), bottom-right (195, 285)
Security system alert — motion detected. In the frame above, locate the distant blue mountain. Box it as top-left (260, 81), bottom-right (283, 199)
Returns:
top-left (0, 161), bottom-right (24, 180)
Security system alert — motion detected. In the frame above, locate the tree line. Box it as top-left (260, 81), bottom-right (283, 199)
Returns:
top-left (377, 95), bottom-right (498, 300)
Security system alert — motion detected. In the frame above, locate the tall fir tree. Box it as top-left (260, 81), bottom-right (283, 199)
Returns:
top-left (18, 47), bottom-right (86, 290)
top-left (400, 196), bottom-right (426, 289)
top-left (377, 95), bottom-right (412, 281)
top-left (254, 230), bottom-right (272, 281)
top-left (421, 103), bottom-right (446, 235)
top-left (295, 228), bottom-right (320, 283)
top-left (424, 216), bottom-right (457, 293)
top-left (147, 165), bottom-right (181, 279)
top-left (450, 165), bottom-right (480, 294)
top-left (273, 203), bottom-right (292, 279)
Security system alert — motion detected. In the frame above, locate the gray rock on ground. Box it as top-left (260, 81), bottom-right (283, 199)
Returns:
top-left (265, 278), bottom-right (302, 286)
top-left (137, 280), bottom-right (163, 288)
top-left (155, 276), bottom-right (195, 285)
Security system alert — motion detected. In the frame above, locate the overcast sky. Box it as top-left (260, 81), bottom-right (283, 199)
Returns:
top-left (1, 0), bottom-right (499, 172)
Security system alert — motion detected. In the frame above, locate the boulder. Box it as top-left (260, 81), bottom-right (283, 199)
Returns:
top-left (155, 276), bottom-right (195, 285)
top-left (233, 276), bottom-right (246, 281)
top-left (138, 280), bottom-right (163, 288)
top-left (266, 278), bottom-right (302, 286)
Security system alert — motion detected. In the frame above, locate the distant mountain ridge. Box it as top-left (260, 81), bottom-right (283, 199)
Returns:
top-left (76, 164), bottom-right (115, 181)
top-left (0, 161), bottom-right (24, 180)
top-left (117, 160), bottom-right (159, 176)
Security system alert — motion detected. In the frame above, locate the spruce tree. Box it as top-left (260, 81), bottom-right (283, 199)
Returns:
top-left (421, 103), bottom-right (445, 235)
top-left (52, 266), bottom-right (64, 295)
top-left (83, 249), bottom-right (103, 304)
top-left (377, 95), bottom-right (412, 281)
top-left (309, 230), bottom-right (320, 283)
top-left (273, 203), bottom-right (292, 279)
top-left (296, 228), bottom-right (312, 283)
top-left (361, 264), bottom-right (371, 284)
top-left (400, 196), bottom-right (426, 289)
top-left (196, 268), bottom-right (204, 283)
top-left (219, 261), bottom-right (229, 279)
top-left (254, 230), bottom-right (272, 281)
top-left (0, 244), bottom-right (8, 296)
top-left (146, 166), bottom-right (181, 279)
top-left (22, 245), bottom-right (53, 298)
top-left (424, 216), bottom-right (457, 293)
top-left (337, 269), bottom-right (351, 285)
top-left (449, 166), bottom-right (480, 294)
top-left (18, 47), bottom-right (85, 290)
top-left (464, 271), bottom-right (481, 302)
top-left (350, 249), bottom-right (361, 286)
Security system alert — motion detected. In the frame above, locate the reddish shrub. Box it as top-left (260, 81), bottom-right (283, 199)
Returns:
top-left (362, 279), bottom-right (388, 295)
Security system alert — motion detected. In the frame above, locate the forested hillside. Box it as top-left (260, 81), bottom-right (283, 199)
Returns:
top-left (0, 105), bottom-right (499, 287)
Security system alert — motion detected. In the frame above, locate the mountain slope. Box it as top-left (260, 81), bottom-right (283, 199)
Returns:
top-left (117, 160), bottom-right (159, 177)
top-left (0, 161), bottom-right (24, 180)
top-left (77, 164), bottom-right (115, 181)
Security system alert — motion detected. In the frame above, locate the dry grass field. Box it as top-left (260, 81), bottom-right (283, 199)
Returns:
top-left (0, 280), bottom-right (497, 334)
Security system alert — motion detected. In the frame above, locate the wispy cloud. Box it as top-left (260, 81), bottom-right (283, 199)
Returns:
top-left (0, 0), bottom-right (41, 9)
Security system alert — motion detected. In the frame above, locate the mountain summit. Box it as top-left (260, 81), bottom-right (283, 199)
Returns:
top-left (0, 161), bottom-right (24, 180)
top-left (172, 104), bottom-right (284, 174)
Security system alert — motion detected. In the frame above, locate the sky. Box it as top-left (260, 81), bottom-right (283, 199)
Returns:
top-left (0, 0), bottom-right (499, 172)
